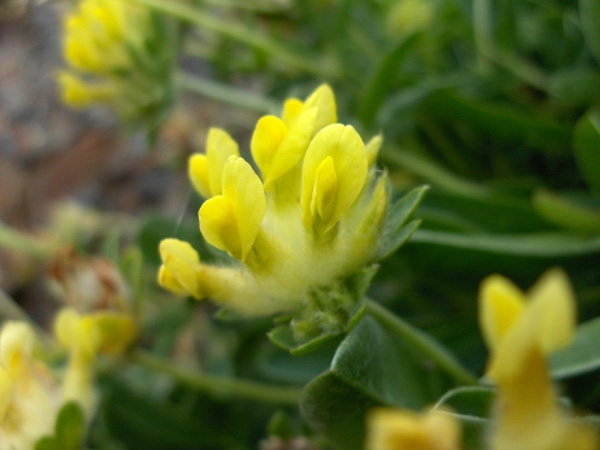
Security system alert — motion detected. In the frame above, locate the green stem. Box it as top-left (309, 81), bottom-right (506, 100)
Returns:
top-left (176, 72), bottom-right (278, 113)
top-left (134, 351), bottom-right (303, 406)
top-left (0, 222), bottom-right (55, 259)
top-left (365, 299), bottom-right (478, 386)
top-left (130, 0), bottom-right (339, 79)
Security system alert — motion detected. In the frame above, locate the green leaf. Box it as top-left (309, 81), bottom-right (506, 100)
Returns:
top-left (55, 402), bottom-right (85, 450)
top-left (375, 185), bottom-right (428, 260)
top-left (573, 109), bottom-right (600, 196)
top-left (425, 90), bottom-right (571, 149)
top-left (532, 189), bottom-right (600, 233)
top-left (357, 33), bottom-right (421, 128)
top-left (34, 438), bottom-right (58, 450)
top-left (300, 316), bottom-right (454, 450)
top-left (549, 68), bottom-right (600, 106)
top-left (35, 402), bottom-right (86, 450)
top-left (550, 316), bottom-right (600, 378)
top-left (580, 0), bottom-right (600, 64)
top-left (409, 229), bottom-right (600, 257)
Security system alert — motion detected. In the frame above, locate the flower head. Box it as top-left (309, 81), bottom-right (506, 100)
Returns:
top-left (479, 269), bottom-right (599, 450)
top-left (160, 84), bottom-right (399, 341)
top-left (59, 0), bottom-right (176, 129)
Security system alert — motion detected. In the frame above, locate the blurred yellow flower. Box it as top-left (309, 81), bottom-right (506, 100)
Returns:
top-left (160, 84), bottom-right (388, 323)
top-left (365, 407), bottom-right (461, 450)
top-left (0, 322), bottom-right (63, 449)
top-left (59, 0), bottom-right (176, 129)
top-left (479, 269), bottom-right (599, 450)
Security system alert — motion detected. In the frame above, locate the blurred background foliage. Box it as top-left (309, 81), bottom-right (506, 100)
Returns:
top-left (1, 0), bottom-right (600, 448)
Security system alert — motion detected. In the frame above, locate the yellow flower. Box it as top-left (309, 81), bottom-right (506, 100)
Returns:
top-left (479, 269), bottom-right (599, 450)
top-left (60, 0), bottom-right (175, 128)
top-left (365, 407), bottom-right (462, 450)
top-left (160, 84), bottom-right (389, 324)
top-left (301, 124), bottom-right (368, 233)
top-left (199, 156), bottom-right (267, 261)
top-left (0, 322), bottom-right (59, 449)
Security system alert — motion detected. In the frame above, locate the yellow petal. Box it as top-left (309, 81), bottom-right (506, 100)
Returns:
top-left (199, 195), bottom-right (241, 258)
top-left (158, 265), bottom-right (189, 297)
top-left (0, 366), bottom-right (14, 422)
top-left (253, 107), bottom-right (318, 189)
top-left (206, 127), bottom-right (240, 196)
top-left (311, 156), bottom-right (338, 222)
top-left (266, 107), bottom-right (318, 188)
top-left (0, 322), bottom-right (36, 377)
top-left (158, 238), bottom-right (202, 298)
top-left (188, 154), bottom-right (211, 198)
top-left (527, 268), bottom-right (576, 354)
top-left (222, 156), bottom-right (266, 260)
top-left (301, 124), bottom-right (367, 231)
top-left (302, 84), bottom-right (337, 134)
top-left (54, 308), bottom-right (99, 361)
top-left (282, 98), bottom-right (303, 126)
top-left (479, 274), bottom-right (526, 351)
top-left (251, 115), bottom-right (288, 180)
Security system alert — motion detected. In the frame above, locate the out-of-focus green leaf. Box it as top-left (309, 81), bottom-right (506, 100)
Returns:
top-left (410, 229), bottom-right (600, 257)
top-left (375, 185), bottom-right (428, 260)
top-left (532, 189), bottom-right (600, 233)
top-left (425, 90), bottom-right (571, 149)
top-left (357, 33), bottom-right (421, 128)
top-left (549, 68), bottom-right (600, 106)
top-left (300, 316), bottom-right (453, 450)
top-left (102, 377), bottom-right (255, 450)
top-left (421, 190), bottom-right (555, 233)
top-left (580, 0), bottom-right (600, 64)
top-left (551, 316), bottom-right (600, 379)
top-left (35, 402), bottom-right (85, 450)
top-left (573, 109), bottom-right (600, 196)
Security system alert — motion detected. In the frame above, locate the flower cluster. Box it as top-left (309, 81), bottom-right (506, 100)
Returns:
top-left (364, 269), bottom-right (599, 450)
top-left (59, 0), bottom-right (176, 130)
top-left (0, 249), bottom-right (137, 450)
top-left (159, 84), bottom-right (390, 332)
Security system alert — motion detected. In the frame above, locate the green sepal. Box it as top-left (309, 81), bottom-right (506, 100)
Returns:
top-left (375, 184), bottom-right (428, 261)
top-left (267, 267), bottom-right (377, 355)
top-left (34, 401), bottom-right (86, 450)
top-left (268, 306), bottom-right (365, 356)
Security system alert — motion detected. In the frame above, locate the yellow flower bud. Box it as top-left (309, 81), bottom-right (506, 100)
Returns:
top-left (158, 238), bottom-right (203, 299)
top-left (199, 156), bottom-right (266, 261)
top-left (301, 124), bottom-right (368, 233)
